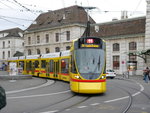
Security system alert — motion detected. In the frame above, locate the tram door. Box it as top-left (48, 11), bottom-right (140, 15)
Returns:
top-left (46, 60), bottom-right (50, 77)
top-left (26, 61), bottom-right (34, 75)
top-left (54, 60), bottom-right (59, 79)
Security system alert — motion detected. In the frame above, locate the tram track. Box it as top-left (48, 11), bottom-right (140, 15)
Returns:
top-left (112, 78), bottom-right (150, 113)
top-left (31, 93), bottom-right (91, 113)
top-left (114, 85), bottom-right (133, 113)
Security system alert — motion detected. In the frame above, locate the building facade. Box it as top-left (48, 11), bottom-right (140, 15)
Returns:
top-left (90, 17), bottom-right (146, 75)
top-left (145, 0), bottom-right (150, 66)
top-left (24, 5), bottom-right (95, 55)
top-left (0, 28), bottom-right (24, 65)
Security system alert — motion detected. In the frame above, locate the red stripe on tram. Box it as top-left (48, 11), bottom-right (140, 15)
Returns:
top-left (71, 78), bottom-right (106, 82)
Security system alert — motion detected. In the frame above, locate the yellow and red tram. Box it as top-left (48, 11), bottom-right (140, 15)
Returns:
top-left (7, 37), bottom-right (106, 94)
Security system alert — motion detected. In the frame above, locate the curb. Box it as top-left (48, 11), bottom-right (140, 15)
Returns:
top-left (0, 75), bottom-right (32, 80)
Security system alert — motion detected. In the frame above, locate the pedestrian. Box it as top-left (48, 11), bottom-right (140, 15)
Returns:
top-left (143, 67), bottom-right (150, 83)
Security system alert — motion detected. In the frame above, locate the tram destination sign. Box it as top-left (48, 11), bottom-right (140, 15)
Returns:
top-left (81, 44), bottom-right (100, 48)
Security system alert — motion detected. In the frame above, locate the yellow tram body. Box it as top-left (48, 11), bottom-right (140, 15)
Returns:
top-left (7, 37), bottom-right (106, 94)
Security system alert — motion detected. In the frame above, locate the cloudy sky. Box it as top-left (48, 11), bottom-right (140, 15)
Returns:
top-left (0, 0), bottom-right (147, 30)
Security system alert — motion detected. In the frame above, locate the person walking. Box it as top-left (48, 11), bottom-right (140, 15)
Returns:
top-left (143, 67), bottom-right (150, 83)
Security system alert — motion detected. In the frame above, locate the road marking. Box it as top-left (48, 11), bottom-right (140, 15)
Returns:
top-left (90, 103), bottom-right (100, 106)
top-left (77, 106), bottom-right (87, 108)
top-left (104, 81), bottom-right (144, 103)
top-left (104, 96), bottom-right (129, 103)
top-left (41, 110), bottom-right (59, 113)
top-left (7, 90), bottom-right (71, 99)
top-left (6, 80), bottom-right (54, 94)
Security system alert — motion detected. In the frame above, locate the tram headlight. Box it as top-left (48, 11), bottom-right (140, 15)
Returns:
top-left (75, 75), bottom-right (80, 79)
top-left (101, 75), bottom-right (105, 79)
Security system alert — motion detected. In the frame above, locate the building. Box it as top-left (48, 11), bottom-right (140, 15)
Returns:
top-left (24, 5), bottom-right (95, 55)
top-left (0, 28), bottom-right (24, 65)
top-left (90, 17), bottom-right (146, 75)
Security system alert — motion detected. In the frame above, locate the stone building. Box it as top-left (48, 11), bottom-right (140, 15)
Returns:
top-left (145, 0), bottom-right (150, 67)
top-left (0, 28), bottom-right (24, 65)
top-left (90, 17), bottom-right (146, 75)
top-left (24, 5), bottom-right (95, 55)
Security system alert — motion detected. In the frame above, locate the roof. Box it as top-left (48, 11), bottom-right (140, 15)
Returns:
top-left (26, 5), bottom-right (95, 31)
top-left (89, 16), bottom-right (145, 39)
top-left (0, 28), bottom-right (23, 37)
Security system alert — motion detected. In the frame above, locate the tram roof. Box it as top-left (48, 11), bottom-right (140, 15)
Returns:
top-left (26, 55), bottom-right (40, 59)
top-left (61, 50), bottom-right (71, 57)
top-left (8, 57), bottom-right (18, 60)
top-left (19, 56), bottom-right (26, 60)
top-left (41, 52), bottom-right (60, 58)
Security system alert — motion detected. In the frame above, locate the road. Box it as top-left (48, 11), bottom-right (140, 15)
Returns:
top-left (0, 72), bottom-right (150, 113)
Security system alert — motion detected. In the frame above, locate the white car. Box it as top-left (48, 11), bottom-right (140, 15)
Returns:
top-left (106, 69), bottom-right (116, 79)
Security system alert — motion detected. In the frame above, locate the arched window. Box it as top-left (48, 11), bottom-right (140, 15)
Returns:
top-left (3, 41), bottom-right (5, 48)
top-left (8, 51), bottom-right (10, 58)
top-left (2, 51), bottom-right (5, 59)
top-left (129, 42), bottom-right (136, 50)
top-left (55, 47), bottom-right (60, 52)
top-left (37, 49), bottom-right (41, 54)
top-left (113, 43), bottom-right (120, 51)
top-left (28, 49), bottom-right (32, 55)
top-left (45, 48), bottom-right (50, 53)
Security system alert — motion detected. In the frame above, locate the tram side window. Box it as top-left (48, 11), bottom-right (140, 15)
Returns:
top-left (49, 60), bottom-right (54, 73)
top-left (27, 61), bottom-right (32, 71)
top-left (41, 60), bottom-right (46, 68)
top-left (71, 55), bottom-right (77, 73)
top-left (19, 61), bottom-right (24, 70)
top-left (61, 59), bottom-right (69, 74)
top-left (34, 60), bottom-right (39, 68)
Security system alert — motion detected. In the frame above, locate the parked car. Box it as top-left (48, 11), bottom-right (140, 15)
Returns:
top-left (0, 86), bottom-right (6, 110)
top-left (106, 69), bottom-right (116, 79)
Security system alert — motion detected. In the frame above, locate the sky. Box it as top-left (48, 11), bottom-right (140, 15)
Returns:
top-left (0, 0), bottom-right (147, 31)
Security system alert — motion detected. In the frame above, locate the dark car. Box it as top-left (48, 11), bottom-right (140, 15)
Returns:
top-left (0, 86), bottom-right (6, 110)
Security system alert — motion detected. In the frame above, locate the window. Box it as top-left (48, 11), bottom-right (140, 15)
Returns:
top-left (37, 49), bottom-right (41, 54)
top-left (61, 59), bottom-right (69, 74)
top-left (129, 42), bottom-right (136, 50)
top-left (37, 36), bottom-right (40, 43)
top-left (45, 48), bottom-right (50, 53)
top-left (129, 55), bottom-right (136, 61)
top-left (55, 47), bottom-right (60, 52)
top-left (66, 31), bottom-right (70, 41)
top-left (8, 51), bottom-right (10, 58)
top-left (8, 41), bottom-right (10, 47)
top-left (55, 33), bottom-right (59, 42)
top-left (46, 34), bottom-right (49, 43)
top-left (66, 46), bottom-right (70, 50)
top-left (49, 60), bottom-right (54, 73)
top-left (113, 43), bottom-right (120, 51)
top-left (28, 49), bottom-right (32, 55)
top-left (34, 60), bottom-right (39, 68)
top-left (71, 53), bottom-right (77, 73)
top-left (3, 41), bottom-right (5, 48)
top-left (2, 51), bottom-right (5, 59)
top-left (28, 37), bottom-right (31, 45)
top-left (41, 60), bottom-right (46, 68)
top-left (113, 55), bottom-right (120, 70)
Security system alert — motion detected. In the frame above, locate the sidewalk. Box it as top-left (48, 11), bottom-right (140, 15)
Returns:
top-left (0, 71), bottom-right (32, 80)
top-left (116, 74), bottom-right (143, 81)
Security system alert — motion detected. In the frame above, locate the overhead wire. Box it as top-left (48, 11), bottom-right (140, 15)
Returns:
top-left (0, 17), bottom-right (27, 28)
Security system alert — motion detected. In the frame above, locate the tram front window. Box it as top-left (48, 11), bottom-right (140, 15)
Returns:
top-left (75, 49), bottom-right (105, 80)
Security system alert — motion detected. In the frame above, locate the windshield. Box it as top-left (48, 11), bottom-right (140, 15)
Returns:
top-left (75, 48), bottom-right (105, 80)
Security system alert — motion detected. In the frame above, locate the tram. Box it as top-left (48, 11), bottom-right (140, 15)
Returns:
top-left (7, 36), bottom-right (106, 94)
